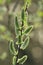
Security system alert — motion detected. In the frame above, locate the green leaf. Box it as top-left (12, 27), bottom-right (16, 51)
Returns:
top-left (13, 56), bottom-right (17, 65)
top-left (20, 37), bottom-right (29, 50)
top-left (14, 16), bottom-right (19, 35)
top-left (9, 40), bottom-right (18, 55)
top-left (17, 55), bottom-right (28, 64)
top-left (21, 9), bottom-right (24, 20)
top-left (21, 9), bottom-right (25, 25)
top-left (15, 27), bottom-right (19, 36)
top-left (15, 16), bottom-right (19, 28)
top-left (23, 25), bottom-right (33, 35)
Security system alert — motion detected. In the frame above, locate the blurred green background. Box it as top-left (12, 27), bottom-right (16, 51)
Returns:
top-left (0, 0), bottom-right (43, 65)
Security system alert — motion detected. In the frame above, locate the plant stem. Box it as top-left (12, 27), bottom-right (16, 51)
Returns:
top-left (16, 18), bottom-right (24, 65)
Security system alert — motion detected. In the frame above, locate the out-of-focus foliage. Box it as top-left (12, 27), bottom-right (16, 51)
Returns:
top-left (0, 34), bottom-right (12, 41)
top-left (6, 0), bottom-right (11, 4)
top-left (37, 11), bottom-right (43, 17)
top-left (28, 0), bottom-right (43, 28)
top-left (0, 25), bottom-right (6, 33)
top-left (0, 0), bottom-right (12, 5)
top-left (0, 7), bottom-right (7, 21)
top-left (37, 0), bottom-right (43, 17)
top-left (0, 25), bottom-right (13, 41)
top-left (0, 0), bottom-right (5, 5)
top-left (0, 52), bottom-right (7, 60)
